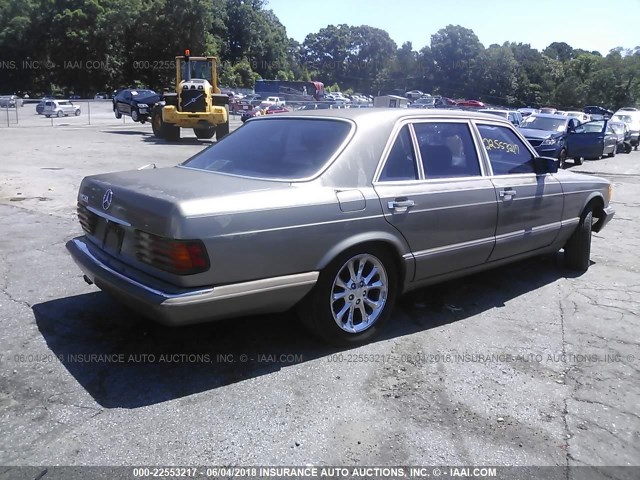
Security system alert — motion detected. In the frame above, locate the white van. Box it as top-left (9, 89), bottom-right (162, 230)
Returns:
top-left (612, 109), bottom-right (640, 150)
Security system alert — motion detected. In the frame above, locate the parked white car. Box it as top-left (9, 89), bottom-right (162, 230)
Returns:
top-left (562, 111), bottom-right (591, 123)
top-left (43, 100), bottom-right (81, 117)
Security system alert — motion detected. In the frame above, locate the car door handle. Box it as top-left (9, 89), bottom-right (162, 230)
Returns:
top-left (388, 199), bottom-right (415, 210)
top-left (499, 189), bottom-right (517, 199)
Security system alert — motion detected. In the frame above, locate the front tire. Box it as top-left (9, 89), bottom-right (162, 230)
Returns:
top-left (558, 148), bottom-right (567, 169)
top-left (114, 108), bottom-right (122, 119)
top-left (131, 108), bottom-right (139, 122)
top-left (151, 107), bottom-right (180, 141)
top-left (564, 209), bottom-right (593, 272)
top-left (299, 247), bottom-right (398, 346)
top-left (608, 145), bottom-right (615, 158)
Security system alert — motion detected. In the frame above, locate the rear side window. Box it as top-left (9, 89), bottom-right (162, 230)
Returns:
top-left (183, 118), bottom-right (352, 180)
top-left (378, 126), bottom-right (418, 181)
top-left (413, 123), bottom-right (481, 178)
top-left (477, 124), bottom-right (534, 175)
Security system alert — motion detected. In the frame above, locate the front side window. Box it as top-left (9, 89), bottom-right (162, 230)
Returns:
top-left (182, 118), bottom-right (352, 180)
top-left (477, 124), bottom-right (534, 175)
top-left (413, 122), bottom-right (482, 178)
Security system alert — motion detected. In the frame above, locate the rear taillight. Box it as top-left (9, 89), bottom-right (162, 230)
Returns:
top-left (135, 231), bottom-right (210, 275)
top-left (77, 203), bottom-right (98, 235)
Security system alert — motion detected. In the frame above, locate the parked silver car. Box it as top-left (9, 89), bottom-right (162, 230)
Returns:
top-left (67, 109), bottom-right (615, 345)
top-left (0, 95), bottom-right (23, 108)
top-left (43, 100), bottom-right (81, 117)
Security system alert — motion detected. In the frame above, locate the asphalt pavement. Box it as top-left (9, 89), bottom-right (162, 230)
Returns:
top-left (0, 113), bottom-right (638, 473)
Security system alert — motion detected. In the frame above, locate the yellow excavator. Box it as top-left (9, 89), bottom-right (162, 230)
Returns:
top-left (152, 50), bottom-right (230, 141)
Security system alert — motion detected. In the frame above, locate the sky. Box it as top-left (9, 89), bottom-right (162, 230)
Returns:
top-left (266, 0), bottom-right (640, 55)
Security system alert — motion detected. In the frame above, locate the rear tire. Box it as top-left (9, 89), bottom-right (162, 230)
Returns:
top-left (56, 110), bottom-right (63, 117)
top-left (574, 157), bottom-right (583, 166)
top-left (194, 127), bottom-right (216, 139)
top-left (564, 209), bottom-right (593, 272)
top-left (74, 109), bottom-right (80, 116)
top-left (298, 246), bottom-right (398, 346)
top-left (608, 145), bottom-right (615, 158)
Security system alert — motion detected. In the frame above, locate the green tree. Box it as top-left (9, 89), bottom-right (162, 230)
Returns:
top-left (476, 44), bottom-right (519, 105)
top-left (430, 25), bottom-right (483, 98)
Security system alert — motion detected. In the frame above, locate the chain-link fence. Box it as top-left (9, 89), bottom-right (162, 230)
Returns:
top-left (0, 100), bottom-right (153, 129)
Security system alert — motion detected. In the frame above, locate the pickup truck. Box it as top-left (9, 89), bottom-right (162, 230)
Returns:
top-left (261, 96), bottom-right (286, 107)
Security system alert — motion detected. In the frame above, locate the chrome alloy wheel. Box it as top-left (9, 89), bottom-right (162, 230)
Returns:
top-left (330, 254), bottom-right (388, 333)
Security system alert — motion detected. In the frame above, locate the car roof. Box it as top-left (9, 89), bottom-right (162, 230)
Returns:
top-left (478, 109), bottom-right (517, 114)
top-left (527, 113), bottom-right (569, 120)
top-left (254, 107), bottom-right (513, 124)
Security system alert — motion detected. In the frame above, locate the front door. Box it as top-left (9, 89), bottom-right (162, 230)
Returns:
top-left (566, 120), bottom-right (607, 159)
top-left (475, 122), bottom-right (564, 261)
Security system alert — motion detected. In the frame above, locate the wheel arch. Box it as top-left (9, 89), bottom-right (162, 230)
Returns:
top-left (315, 233), bottom-right (412, 290)
top-left (583, 193), bottom-right (606, 232)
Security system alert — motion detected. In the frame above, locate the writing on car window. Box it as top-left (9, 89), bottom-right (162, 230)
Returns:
top-left (477, 124), bottom-right (534, 175)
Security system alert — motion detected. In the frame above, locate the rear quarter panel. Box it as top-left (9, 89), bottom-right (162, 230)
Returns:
top-left (179, 185), bottom-right (411, 286)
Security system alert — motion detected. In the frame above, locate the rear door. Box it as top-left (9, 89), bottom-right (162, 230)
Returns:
top-left (566, 120), bottom-right (606, 159)
top-left (374, 120), bottom-right (498, 281)
top-left (475, 121), bottom-right (564, 261)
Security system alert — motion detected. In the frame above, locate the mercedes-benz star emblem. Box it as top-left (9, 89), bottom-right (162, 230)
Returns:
top-left (102, 189), bottom-right (113, 210)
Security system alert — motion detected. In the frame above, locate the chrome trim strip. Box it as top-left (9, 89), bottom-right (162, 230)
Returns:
top-left (495, 220), bottom-right (564, 243)
top-left (71, 239), bottom-right (319, 303)
top-left (411, 236), bottom-right (495, 259)
top-left (408, 200), bottom-right (496, 215)
top-left (215, 213), bottom-right (386, 237)
top-left (85, 205), bottom-right (132, 227)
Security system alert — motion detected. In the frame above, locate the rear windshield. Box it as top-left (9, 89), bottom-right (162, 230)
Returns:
top-left (612, 114), bottom-right (633, 123)
top-left (610, 123), bottom-right (625, 134)
top-left (182, 118), bottom-right (352, 180)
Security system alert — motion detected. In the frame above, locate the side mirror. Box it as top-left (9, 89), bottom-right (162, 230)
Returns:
top-left (533, 156), bottom-right (559, 174)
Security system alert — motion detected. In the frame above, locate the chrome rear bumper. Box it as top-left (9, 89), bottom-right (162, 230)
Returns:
top-left (66, 236), bottom-right (318, 326)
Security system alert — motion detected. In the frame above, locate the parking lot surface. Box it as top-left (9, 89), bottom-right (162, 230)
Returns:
top-left (0, 111), bottom-right (638, 469)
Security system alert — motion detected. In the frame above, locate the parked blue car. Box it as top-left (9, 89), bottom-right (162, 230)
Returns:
top-left (518, 114), bottom-right (617, 168)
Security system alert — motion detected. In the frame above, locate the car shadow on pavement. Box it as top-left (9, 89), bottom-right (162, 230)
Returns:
top-left (33, 252), bottom-right (582, 409)
top-left (101, 130), bottom-right (214, 145)
top-left (102, 130), bottom-right (153, 136)
top-left (141, 135), bottom-right (214, 146)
